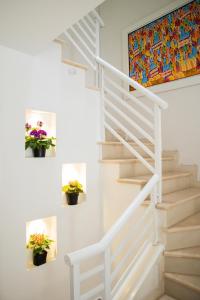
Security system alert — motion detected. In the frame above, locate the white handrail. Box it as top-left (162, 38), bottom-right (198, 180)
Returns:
top-left (65, 174), bottom-right (158, 265)
top-left (96, 56), bottom-right (168, 110)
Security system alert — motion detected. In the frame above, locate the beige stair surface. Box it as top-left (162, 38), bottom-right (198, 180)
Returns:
top-left (165, 212), bottom-right (200, 250)
top-left (98, 141), bottom-right (153, 146)
top-left (158, 187), bottom-right (200, 209)
top-left (86, 85), bottom-right (100, 91)
top-left (62, 58), bottom-right (88, 70)
top-left (118, 171), bottom-right (193, 195)
top-left (118, 171), bottom-right (192, 185)
top-left (99, 156), bottom-right (174, 164)
top-left (165, 273), bottom-right (200, 300)
top-left (165, 246), bottom-right (200, 276)
top-left (167, 212), bottom-right (200, 232)
top-left (158, 295), bottom-right (177, 300)
top-left (165, 246), bottom-right (200, 259)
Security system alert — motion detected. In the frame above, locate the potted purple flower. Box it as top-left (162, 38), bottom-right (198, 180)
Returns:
top-left (25, 121), bottom-right (56, 157)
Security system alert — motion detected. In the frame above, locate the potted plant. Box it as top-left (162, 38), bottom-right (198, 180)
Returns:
top-left (25, 121), bottom-right (56, 157)
top-left (26, 233), bottom-right (54, 266)
top-left (62, 180), bottom-right (83, 205)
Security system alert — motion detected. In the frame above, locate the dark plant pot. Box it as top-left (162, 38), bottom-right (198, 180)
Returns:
top-left (66, 193), bottom-right (79, 205)
top-left (32, 147), bottom-right (46, 157)
top-left (33, 250), bottom-right (47, 266)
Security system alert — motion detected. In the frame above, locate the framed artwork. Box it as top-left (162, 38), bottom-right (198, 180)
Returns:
top-left (128, 0), bottom-right (200, 88)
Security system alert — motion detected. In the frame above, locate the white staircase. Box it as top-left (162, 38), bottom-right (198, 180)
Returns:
top-left (56, 8), bottom-right (200, 300)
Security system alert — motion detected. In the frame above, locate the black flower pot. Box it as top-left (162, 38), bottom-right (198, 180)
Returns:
top-left (33, 250), bottom-right (47, 266)
top-left (66, 193), bottom-right (79, 205)
top-left (33, 147), bottom-right (46, 157)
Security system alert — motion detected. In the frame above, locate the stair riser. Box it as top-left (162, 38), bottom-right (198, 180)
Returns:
top-left (165, 256), bottom-right (200, 276)
top-left (162, 175), bottom-right (193, 195)
top-left (162, 196), bottom-right (200, 227)
top-left (101, 144), bottom-right (176, 160)
top-left (165, 278), bottom-right (200, 300)
top-left (165, 228), bottom-right (200, 250)
top-left (102, 144), bottom-right (154, 159)
top-left (119, 160), bottom-right (176, 177)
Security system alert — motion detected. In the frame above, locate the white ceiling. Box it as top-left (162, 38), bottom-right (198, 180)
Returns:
top-left (0, 0), bottom-right (105, 55)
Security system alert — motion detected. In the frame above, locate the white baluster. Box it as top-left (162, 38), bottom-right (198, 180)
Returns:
top-left (95, 18), bottom-right (100, 87)
top-left (100, 66), bottom-right (105, 141)
top-left (104, 247), bottom-right (111, 299)
top-left (154, 104), bottom-right (162, 203)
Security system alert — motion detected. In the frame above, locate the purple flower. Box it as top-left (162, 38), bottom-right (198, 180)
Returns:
top-left (37, 120), bottom-right (43, 127)
top-left (38, 130), bottom-right (47, 136)
top-left (30, 129), bottom-right (40, 138)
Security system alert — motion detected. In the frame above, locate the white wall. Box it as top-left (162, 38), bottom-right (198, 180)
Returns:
top-left (99, 0), bottom-right (200, 179)
top-left (0, 43), bottom-right (102, 300)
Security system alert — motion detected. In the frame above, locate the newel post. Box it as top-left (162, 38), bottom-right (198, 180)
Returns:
top-left (69, 263), bottom-right (80, 300)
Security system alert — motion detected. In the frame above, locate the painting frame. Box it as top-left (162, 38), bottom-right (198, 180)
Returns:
top-left (122, 0), bottom-right (200, 93)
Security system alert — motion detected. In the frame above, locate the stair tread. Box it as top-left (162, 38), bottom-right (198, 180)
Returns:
top-left (62, 58), bottom-right (88, 70)
top-left (165, 246), bottom-right (200, 258)
top-left (164, 272), bottom-right (200, 293)
top-left (98, 141), bottom-right (153, 146)
top-left (118, 171), bottom-right (192, 185)
top-left (86, 85), bottom-right (100, 91)
top-left (99, 156), bottom-right (174, 163)
top-left (158, 295), bottom-right (177, 300)
top-left (168, 212), bottom-right (200, 232)
top-left (158, 187), bottom-right (200, 209)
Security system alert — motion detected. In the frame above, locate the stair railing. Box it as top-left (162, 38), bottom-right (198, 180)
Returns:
top-left (65, 174), bottom-right (159, 300)
top-left (61, 9), bottom-right (104, 85)
top-left (60, 8), bottom-right (168, 300)
top-left (96, 56), bottom-right (168, 204)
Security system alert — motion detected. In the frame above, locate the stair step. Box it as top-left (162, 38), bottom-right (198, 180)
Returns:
top-left (98, 141), bottom-right (153, 146)
top-left (165, 212), bottom-right (200, 250)
top-left (62, 58), bottom-right (88, 70)
top-left (158, 295), bottom-right (177, 300)
top-left (165, 247), bottom-right (200, 276)
top-left (158, 187), bottom-right (200, 210)
top-left (86, 85), bottom-right (100, 91)
top-left (165, 273), bottom-right (200, 300)
top-left (167, 212), bottom-right (200, 233)
top-left (165, 246), bottom-right (200, 258)
top-left (99, 156), bottom-right (174, 164)
top-left (118, 171), bottom-right (191, 185)
top-left (144, 187), bottom-right (200, 227)
top-left (118, 171), bottom-right (193, 194)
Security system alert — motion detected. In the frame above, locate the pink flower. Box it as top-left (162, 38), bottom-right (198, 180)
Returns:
top-left (37, 121), bottom-right (43, 127)
top-left (25, 123), bottom-right (31, 131)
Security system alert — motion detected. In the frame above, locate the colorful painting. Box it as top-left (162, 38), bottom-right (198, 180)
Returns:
top-left (128, 0), bottom-right (200, 88)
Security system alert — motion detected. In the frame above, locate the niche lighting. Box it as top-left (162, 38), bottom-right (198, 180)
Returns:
top-left (26, 216), bottom-right (57, 269)
top-left (62, 163), bottom-right (87, 206)
top-left (25, 109), bottom-right (56, 158)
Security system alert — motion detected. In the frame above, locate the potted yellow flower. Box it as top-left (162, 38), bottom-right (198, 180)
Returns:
top-left (27, 233), bottom-right (54, 266)
top-left (62, 180), bottom-right (83, 205)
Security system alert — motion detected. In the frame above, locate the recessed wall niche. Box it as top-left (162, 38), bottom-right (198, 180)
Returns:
top-left (25, 109), bottom-right (56, 158)
top-left (26, 216), bottom-right (57, 269)
top-left (62, 163), bottom-right (86, 206)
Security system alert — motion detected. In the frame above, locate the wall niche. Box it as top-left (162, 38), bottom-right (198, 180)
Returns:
top-left (25, 109), bottom-right (56, 158)
top-left (26, 216), bottom-right (57, 269)
top-left (62, 163), bottom-right (86, 206)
